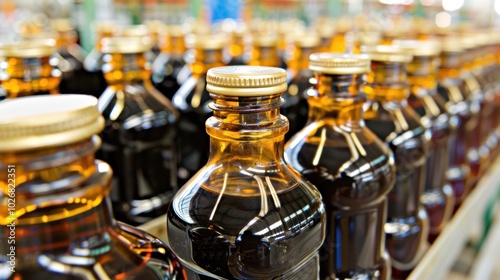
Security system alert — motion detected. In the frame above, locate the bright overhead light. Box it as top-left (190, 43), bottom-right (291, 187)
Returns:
top-left (435, 12), bottom-right (451, 28)
top-left (420, 0), bottom-right (435, 6)
top-left (442, 0), bottom-right (464, 12)
top-left (379, 0), bottom-right (414, 4)
top-left (496, 0), bottom-right (500, 15)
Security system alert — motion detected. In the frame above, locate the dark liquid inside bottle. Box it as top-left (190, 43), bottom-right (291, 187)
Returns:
top-left (407, 88), bottom-right (454, 241)
top-left (364, 103), bottom-right (430, 279)
top-left (283, 70), bottom-right (311, 141)
top-left (437, 79), bottom-right (474, 210)
top-left (98, 84), bottom-right (178, 225)
top-left (152, 54), bottom-right (190, 100)
top-left (172, 75), bottom-right (212, 185)
top-left (287, 138), bottom-right (393, 280)
top-left (167, 179), bottom-right (324, 280)
top-left (4, 198), bottom-right (183, 279)
top-left (58, 49), bottom-right (106, 97)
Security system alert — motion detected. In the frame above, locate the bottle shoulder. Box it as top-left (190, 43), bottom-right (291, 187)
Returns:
top-left (364, 100), bottom-right (430, 143)
top-left (284, 122), bottom-right (394, 180)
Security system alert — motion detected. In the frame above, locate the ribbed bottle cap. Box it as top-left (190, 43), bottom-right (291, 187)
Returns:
top-left (440, 37), bottom-right (465, 53)
top-left (295, 33), bottom-right (320, 48)
top-left (251, 34), bottom-right (278, 47)
top-left (206, 66), bottom-right (287, 97)
top-left (309, 53), bottom-right (371, 74)
top-left (116, 24), bottom-right (150, 38)
top-left (186, 34), bottom-right (227, 50)
top-left (0, 95), bottom-right (104, 152)
top-left (392, 39), bottom-right (441, 57)
top-left (100, 36), bottom-right (151, 54)
top-left (0, 38), bottom-right (57, 58)
top-left (50, 18), bottom-right (74, 33)
top-left (361, 45), bottom-right (413, 63)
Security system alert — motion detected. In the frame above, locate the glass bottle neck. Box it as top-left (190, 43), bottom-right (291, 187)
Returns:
top-left (161, 35), bottom-right (186, 56)
top-left (229, 34), bottom-right (245, 58)
top-left (308, 74), bottom-right (366, 126)
top-left (364, 62), bottom-right (410, 102)
top-left (206, 94), bottom-right (288, 162)
top-left (439, 53), bottom-right (463, 80)
top-left (0, 137), bottom-right (115, 261)
top-left (189, 48), bottom-right (225, 75)
top-left (249, 46), bottom-right (281, 67)
top-left (288, 46), bottom-right (315, 71)
top-left (0, 56), bottom-right (61, 98)
top-left (103, 52), bottom-right (151, 86)
top-left (407, 56), bottom-right (439, 93)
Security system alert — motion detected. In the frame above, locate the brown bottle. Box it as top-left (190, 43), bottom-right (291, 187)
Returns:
top-left (362, 45), bottom-right (430, 279)
top-left (0, 39), bottom-right (61, 99)
top-left (166, 65), bottom-right (326, 279)
top-left (227, 23), bottom-right (250, 65)
top-left (152, 25), bottom-right (190, 100)
top-left (436, 37), bottom-right (473, 210)
top-left (393, 40), bottom-right (455, 242)
top-left (50, 18), bottom-right (98, 96)
top-left (0, 94), bottom-right (186, 279)
top-left (97, 36), bottom-right (179, 225)
top-left (171, 34), bottom-right (226, 185)
top-left (471, 33), bottom-right (498, 160)
top-left (82, 21), bottom-right (116, 97)
top-left (285, 34), bottom-right (320, 139)
top-left (459, 35), bottom-right (488, 187)
top-left (284, 53), bottom-right (395, 280)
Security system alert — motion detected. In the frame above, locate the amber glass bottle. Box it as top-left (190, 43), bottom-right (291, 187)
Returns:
top-left (152, 25), bottom-right (190, 100)
top-left (362, 45), bottom-right (430, 279)
top-left (285, 34), bottom-right (320, 139)
top-left (172, 34), bottom-right (226, 186)
top-left (472, 34), bottom-right (498, 160)
top-left (83, 21), bottom-right (116, 97)
top-left (0, 39), bottom-right (61, 99)
top-left (227, 24), bottom-right (250, 65)
top-left (284, 53), bottom-right (395, 280)
top-left (166, 66), bottom-right (326, 279)
top-left (436, 38), bottom-right (474, 210)
top-left (0, 94), bottom-right (186, 279)
top-left (460, 36), bottom-right (488, 186)
top-left (393, 40), bottom-right (455, 242)
top-left (50, 18), bottom-right (97, 96)
top-left (97, 36), bottom-right (179, 225)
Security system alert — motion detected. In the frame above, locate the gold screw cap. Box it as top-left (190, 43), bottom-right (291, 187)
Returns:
top-left (100, 36), bottom-right (152, 54)
top-left (185, 34), bottom-right (227, 50)
top-left (0, 95), bottom-right (104, 152)
top-left (206, 66), bottom-right (287, 97)
top-left (361, 45), bottom-right (413, 63)
top-left (0, 38), bottom-right (57, 58)
top-left (392, 39), bottom-right (441, 57)
top-left (309, 53), bottom-right (371, 74)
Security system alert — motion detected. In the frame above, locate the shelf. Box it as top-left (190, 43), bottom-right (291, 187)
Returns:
top-left (408, 156), bottom-right (500, 280)
top-left (138, 157), bottom-right (500, 280)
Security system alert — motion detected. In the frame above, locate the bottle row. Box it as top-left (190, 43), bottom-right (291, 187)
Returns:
top-left (0, 17), bottom-right (499, 280)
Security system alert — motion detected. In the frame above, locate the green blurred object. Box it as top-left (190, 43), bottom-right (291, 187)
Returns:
top-left (80, 0), bottom-right (96, 53)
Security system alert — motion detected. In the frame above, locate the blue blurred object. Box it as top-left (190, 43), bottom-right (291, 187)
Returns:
top-left (209, 0), bottom-right (242, 23)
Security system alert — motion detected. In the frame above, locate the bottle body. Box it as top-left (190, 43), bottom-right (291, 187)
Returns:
top-left (437, 75), bottom-right (474, 209)
top-left (97, 47), bottom-right (179, 225)
top-left (172, 74), bottom-right (212, 185)
top-left (364, 100), bottom-right (430, 278)
top-left (167, 66), bottom-right (326, 279)
top-left (152, 53), bottom-right (189, 100)
top-left (0, 94), bottom-right (185, 280)
top-left (285, 107), bottom-right (394, 280)
top-left (406, 56), bottom-right (455, 241)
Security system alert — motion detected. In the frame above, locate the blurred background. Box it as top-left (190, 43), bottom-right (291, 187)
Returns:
top-left (0, 0), bottom-right (499, 52)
